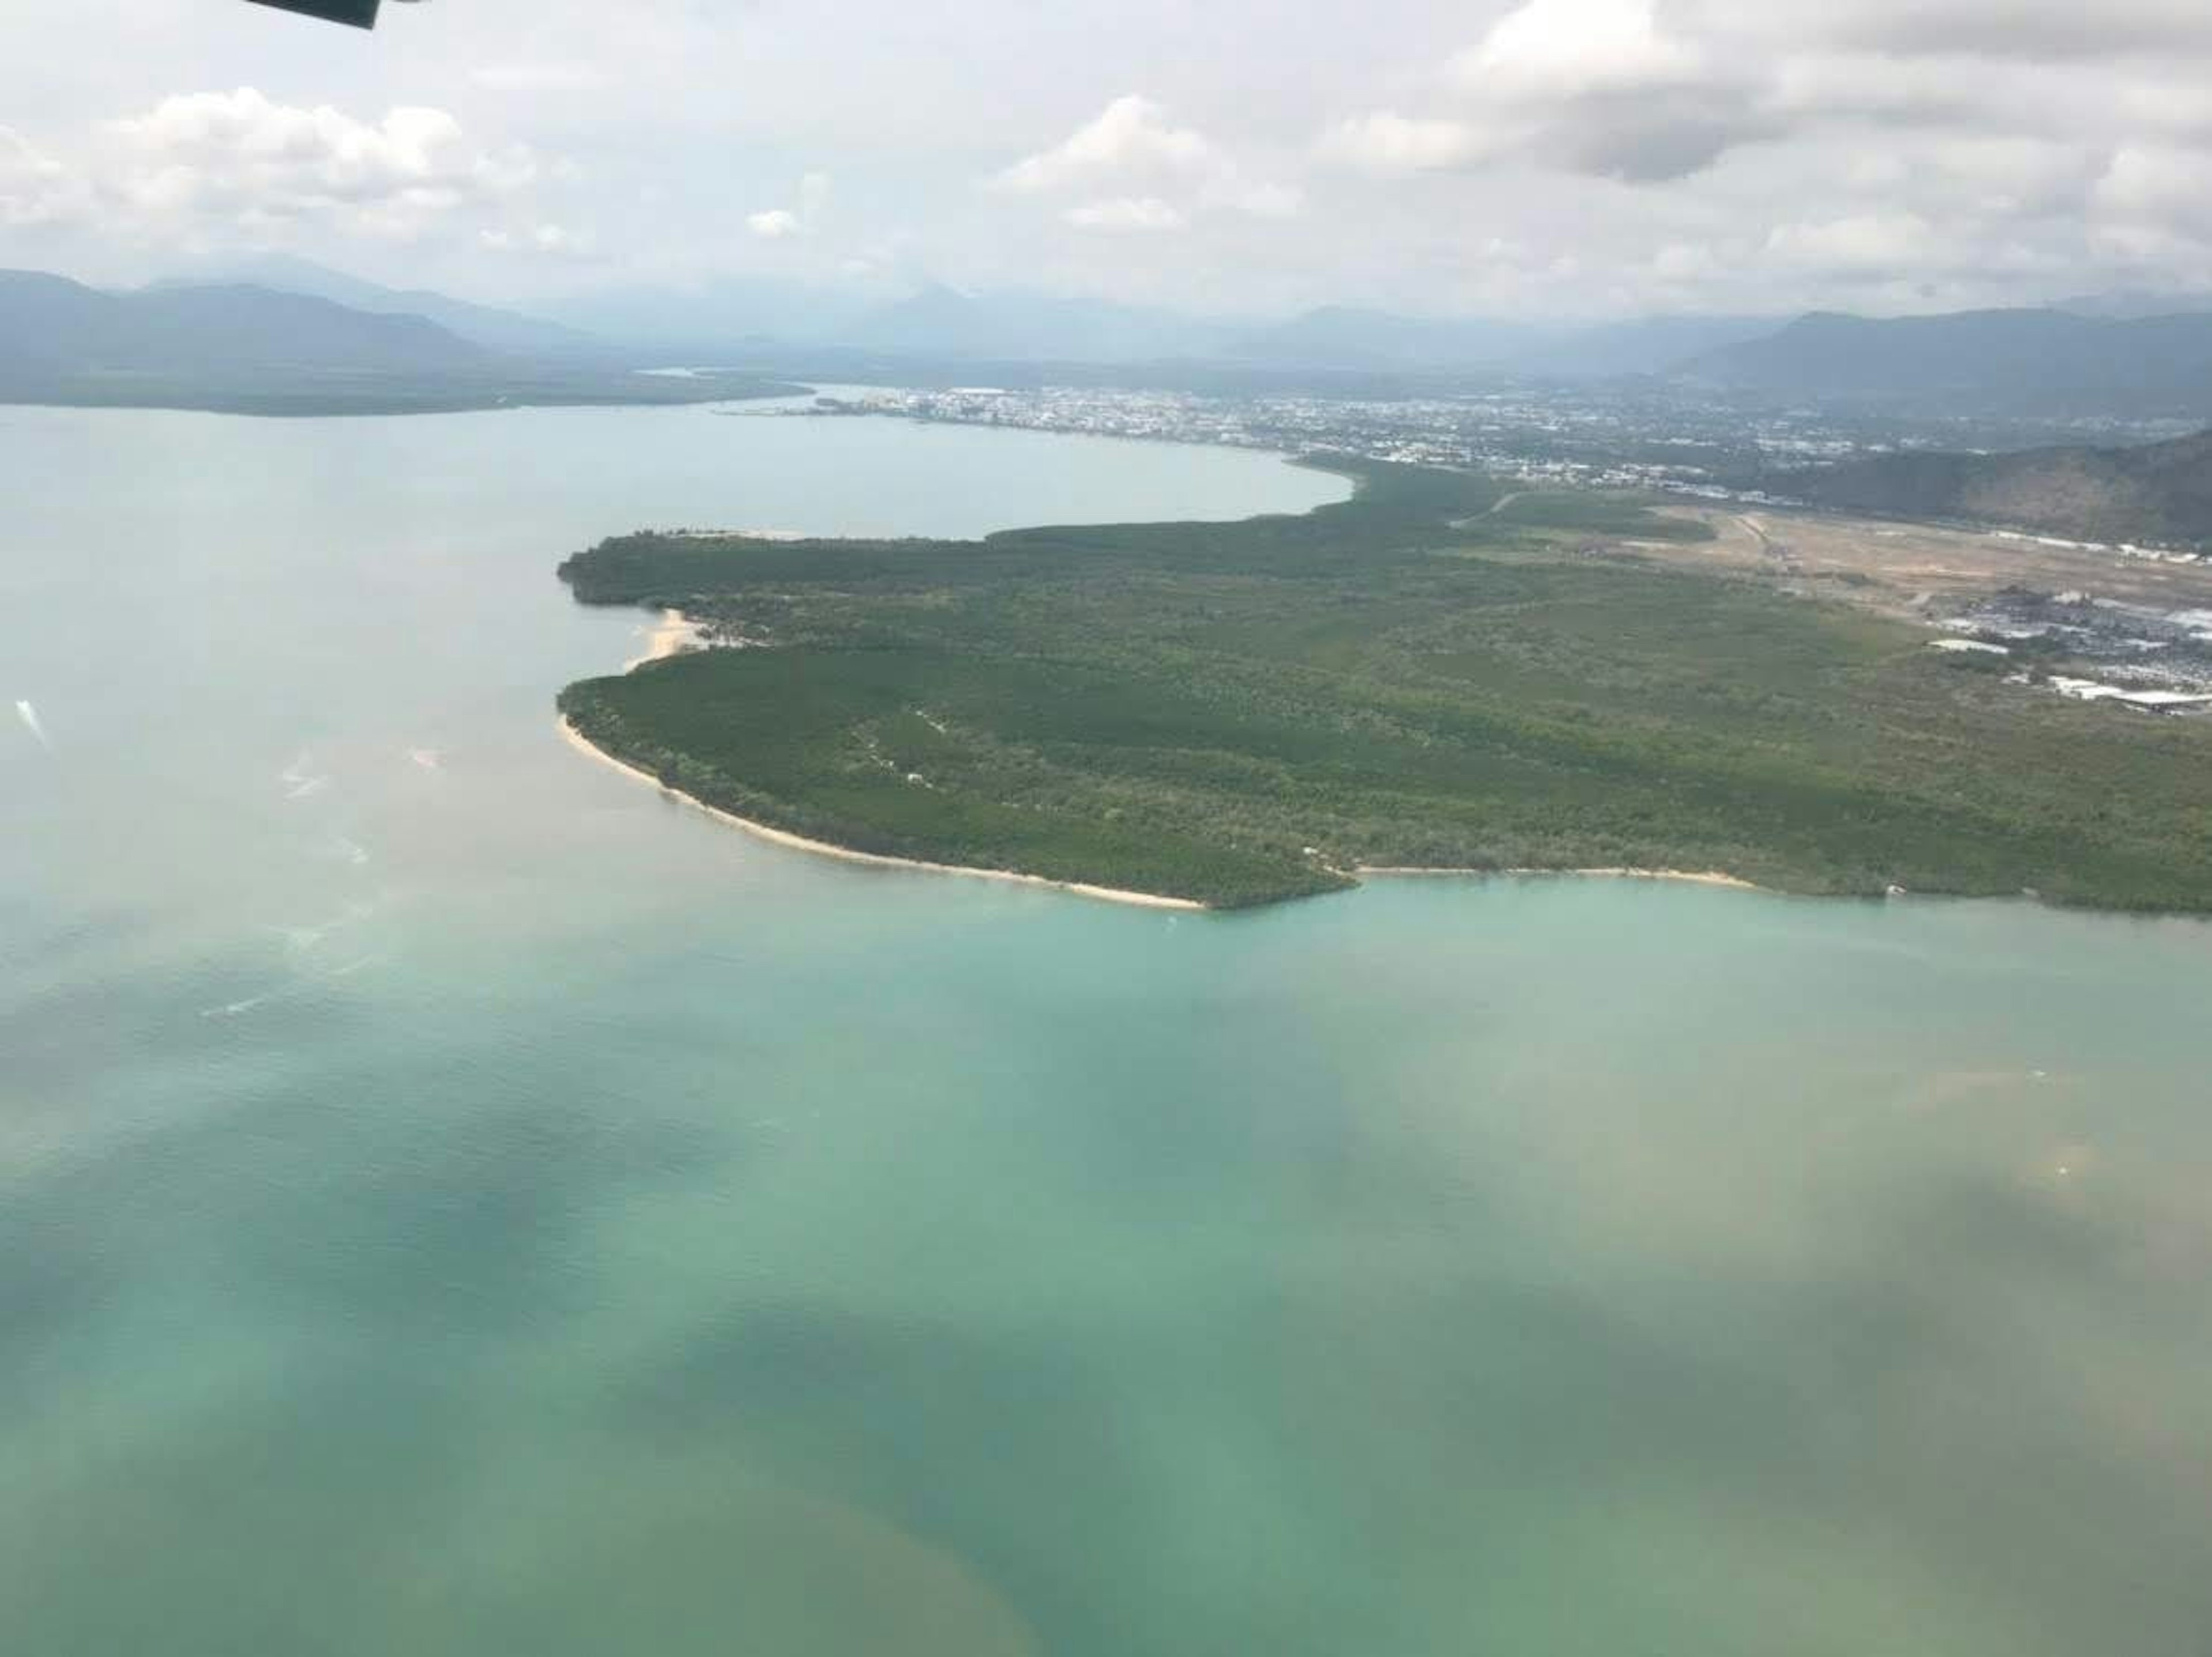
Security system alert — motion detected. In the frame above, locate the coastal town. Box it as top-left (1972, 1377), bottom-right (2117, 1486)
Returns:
top-left (785, 382), bottom-right (2199, 512)
top-left (777, 384), bottom-right (2212, 722)
top-left (790, 382), bottom-right (1861, 500)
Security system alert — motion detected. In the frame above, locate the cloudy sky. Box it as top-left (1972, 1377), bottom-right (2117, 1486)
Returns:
top-left (4, 0), bottom-right (2211, 318)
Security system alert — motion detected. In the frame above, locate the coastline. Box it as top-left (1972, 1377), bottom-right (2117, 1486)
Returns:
top-left (1357, 864), bottom-right (1761, 890)
top-left (571, 614), bottom-right (1758, 910)
top-left (557, 716), bottom-right (1206, 912)
top-left (561, 693), bottom-right (1762, 910)
top-left (623, 607), bottom-right (704, 672)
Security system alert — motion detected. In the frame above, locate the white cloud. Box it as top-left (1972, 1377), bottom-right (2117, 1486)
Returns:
top-left (2114, 80), bottom-right (2212, 141)
top-left (991, 94), bottom-right (1296, 233)
top-left (2094, 145), bottom-right (2212, 239)
top-left (13, 2), bottom-right (2212, 317)
top-left (1318, 112), bottom-right (1487, 173)
top-left (0, 124), bottom-right (79, 227)
top-left (993, 95), bottom-right (1214, 194)
top-left (2098, 146), bottom-right (2198, 215)
top-left (1764, 212), bottom-right (1944, 273)
top-left (1063, 195), bottom-right (1184, 232)
top-left (104, 88), bottom-right (544, 241)
top-left (1334, 0), bottom-right (1767, 185)
top-left (1210, 179), bottom-right (1303, 218)
top-left (1453, 0), bottom-right (1699, 99)
top-left (1649, 240), bottom-right (1722, 282)
top-left (1766, 52), bottom-right (2003, 127)
top-left (747, 170), bottom-right (831, 240)
top-left (1799, 0), bottom-right (2212, 63)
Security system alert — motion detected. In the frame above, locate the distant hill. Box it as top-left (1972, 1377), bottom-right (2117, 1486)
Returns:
top-left (0, 268), bottom-right (805, 414)
top-left (157, 255), bottom-right (596, 355)
top-left (540, 275), bottom-right (875, 352)
top-left (1680, 308), bottom-right (2212, 413)
top-left (1513, 314), bottom-right (1777, 378)
top-left (840, 285), bottom-right (1227, 362)
top-left (0, 270), bottom-right (488, 376)
top-left (1777, 429), bottom-right (2212, 545)
top-left (1213, 307), bottom-right (1779, 378)
top-left (544, 274), bottom-right (880, 351)
top-left (537, 280), bottom-right (1215, 361)
top-left (1222, 305), bottom-right (1540, 370)
top-left (2052, 287), bottom-right (2212, 321)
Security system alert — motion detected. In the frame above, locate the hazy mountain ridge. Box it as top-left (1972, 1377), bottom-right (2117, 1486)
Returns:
top-left (0, 269), bottom-right (488, 376)
top-left (154, 255), bottom-right (599, 355)
top-left (1218, 306), bottom-right (1775, 376)
top-left (836, 284), bottom-right (1230, 362)
top-left (0, 269), bottom-right (807, 414)
top-left (1683, 309), bottom-right (2212, 413)
top-left (1222, 305), bottom-right (1539, 370)
top-left (1513, 314), bottom-right (1776, 377)
top-left (1778, 429), bottom-right (2212, 545)
top-left (540, 278), bottom-right (1778, 376)
top-left (2054, 287), bottom-right (2212, 321)
top-left (17, 257), bottom-right (2212, 430)
top-left (540, 275), bottom-right (875, 352)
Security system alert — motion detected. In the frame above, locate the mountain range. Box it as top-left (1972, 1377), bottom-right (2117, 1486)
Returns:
top-left (155, 255), bottom-right (597, 355)
top-left (1213, 306), bottom-right (1779, 376)
top-left (1681, 309), bottom-right (2212, 414)
top-left (0, 269), bottom-right (801, 414)
top-left (10, 261), bottom-right (2212, 421)
top-left (0, 269), bottom-right (487, 377)
top-left (535, 279), bottom-right (1778, 375)
top-left (1218, 305), bottom-right (1539, 370)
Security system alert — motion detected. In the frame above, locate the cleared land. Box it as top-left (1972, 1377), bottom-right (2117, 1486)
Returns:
top-left (556, 460), bottom-right (2212, 909)
top-left (1641, 505), bottom-right (2212, 616)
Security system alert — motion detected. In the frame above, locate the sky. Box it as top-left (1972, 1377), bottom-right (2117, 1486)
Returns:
top-left (5, 0), bottom-right (2212, 320)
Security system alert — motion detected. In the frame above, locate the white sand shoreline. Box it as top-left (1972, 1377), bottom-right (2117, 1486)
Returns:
top-left (1357, 864), bottom-right (1761, 890)
top-left (558, 717), bottom-right (1205, 912)
top-left (622, 607), bottom-right (704, 672)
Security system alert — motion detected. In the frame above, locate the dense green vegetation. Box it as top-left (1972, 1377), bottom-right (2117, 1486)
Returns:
top-left (557, 458), bottom-right (2212, 909)
top-left (1778, 429), bottom-right (2212, 547)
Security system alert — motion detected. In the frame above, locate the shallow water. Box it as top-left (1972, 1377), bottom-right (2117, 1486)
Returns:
top-left (3, 403), bottom-right (2209, 1654)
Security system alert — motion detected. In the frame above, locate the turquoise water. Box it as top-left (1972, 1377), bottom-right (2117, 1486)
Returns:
top-left (3, 404), bottom-right (2210, 1654)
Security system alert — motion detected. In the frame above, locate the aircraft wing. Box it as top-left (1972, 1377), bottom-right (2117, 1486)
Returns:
top-left (241, 0), bottom-right (393, 27)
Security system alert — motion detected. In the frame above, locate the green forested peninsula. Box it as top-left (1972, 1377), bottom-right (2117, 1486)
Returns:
top-left (556, 459), bottom-right (2212, 909)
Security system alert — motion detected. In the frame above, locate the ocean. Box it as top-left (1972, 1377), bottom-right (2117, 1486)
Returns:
top-left (3, 401), bottom-right (2209, 1654)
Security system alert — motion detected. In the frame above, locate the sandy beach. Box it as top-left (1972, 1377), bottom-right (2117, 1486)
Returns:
top-left (1357, 864), bottom-right (1760, 890)
top-left (558, 717), bottom-right (1205, 911)
top-left (622, 608), bottom-right (704, 672)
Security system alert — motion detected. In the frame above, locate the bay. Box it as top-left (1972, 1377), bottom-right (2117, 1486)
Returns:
top-left (2, 401), bottom-right (2209, 1655)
